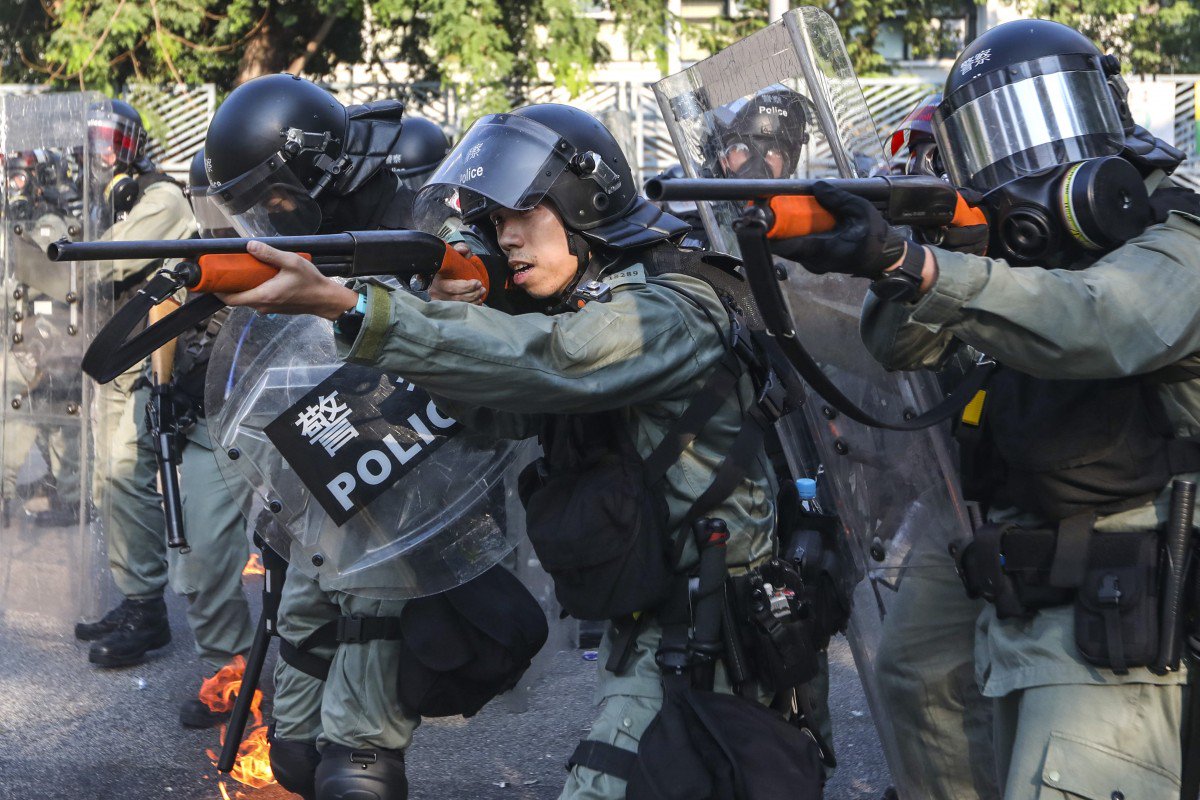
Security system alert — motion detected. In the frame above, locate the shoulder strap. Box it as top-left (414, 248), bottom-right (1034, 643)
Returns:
top-left (136, 170), bottom-right (182, 193)
top-left (1146, 353), bottom-right (1200, 385)
top-left (642, 351), bottom-right (742, 482)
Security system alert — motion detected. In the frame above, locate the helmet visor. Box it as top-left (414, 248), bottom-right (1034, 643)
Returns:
top-left (415, 113), bottom-right (571, 224)
top-left (934, 68), bottom-right (1123, 192)
top-left (187, 189), bottom-right (238, 239)
top-left (88, 116), bottom-right (145, 170)
top-left (209, 153), bottom-right (324, 237)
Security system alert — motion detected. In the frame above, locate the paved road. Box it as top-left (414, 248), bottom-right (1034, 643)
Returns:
top-left (0, 573), bottom-right (889, 799)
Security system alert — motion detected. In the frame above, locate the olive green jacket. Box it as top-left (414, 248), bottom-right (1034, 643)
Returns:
top-left (860, 209), bottom-right (1200, 695)
top-left (340, 260), bottom-right (777, 570)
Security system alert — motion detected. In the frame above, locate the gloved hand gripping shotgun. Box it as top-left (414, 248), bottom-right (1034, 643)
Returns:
top-left (47, 230), bottom-right (493, 384)
top-left (642, 175), bottom-right (993, 432)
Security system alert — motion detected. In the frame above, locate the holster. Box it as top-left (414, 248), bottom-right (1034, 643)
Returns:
top-left (950, 521), bottom-right (1073, 619)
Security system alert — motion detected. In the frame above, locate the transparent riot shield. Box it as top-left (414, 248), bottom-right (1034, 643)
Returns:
top-left (0, 93), bottom-right (113, 622)
top-left (775, 266), bottom-right (978, 796)
top-left (205, 305), bottom-right (529, 599)
top-left (655, 9), bottom-right (979, 795)
top-left (652, 6), bottom-right (885, 255)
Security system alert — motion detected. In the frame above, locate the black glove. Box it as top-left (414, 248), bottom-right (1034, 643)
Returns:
top-left (936, 224), bottom-right (989, 256)
top-left (769, 180), bottom-right (908, 279)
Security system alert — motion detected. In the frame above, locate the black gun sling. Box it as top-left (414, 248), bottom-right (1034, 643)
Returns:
top-left (82, 271), bottom-right (226, 383)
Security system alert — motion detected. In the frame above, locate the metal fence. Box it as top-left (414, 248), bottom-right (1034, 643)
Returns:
top-left (3, 76), bottom-right (1198, 188)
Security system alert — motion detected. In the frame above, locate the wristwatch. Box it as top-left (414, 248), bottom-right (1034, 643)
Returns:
top-left (333, 291), bottom-right (368, 342)
top-left (870, 242), bottom-right (925, 303)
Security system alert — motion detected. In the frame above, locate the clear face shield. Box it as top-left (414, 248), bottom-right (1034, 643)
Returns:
top-left (86, 114), bottom-right (145, 173)
top-left (186, 186), bottom-right (237, 239)
top-left (209, 153), bottom-right (326, 237)
top-left (398, 167), bottom-right (437, 194)
top-left (413, 113), bottom-right (573, 234)
top-left (652, 7), bottom-right (885, 254)
top-left (934, 63), bottom-right (1125, 193)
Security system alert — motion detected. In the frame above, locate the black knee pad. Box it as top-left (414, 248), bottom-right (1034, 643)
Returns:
top-left (268, 724), bottom-right (320, 800)
top-left (315, 744), bottom-right (408, 800)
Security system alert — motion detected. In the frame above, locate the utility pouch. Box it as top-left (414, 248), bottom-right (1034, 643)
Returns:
top-left (779, 509), bottom-right (853, 648)
top-left (732, 559), bottom-right (822, 693)
top-left (519, 448), bottom-right (673, 621)
top-left (396, 564), bottom-right (549, 717)
top-left (1074, 530), bottom-right (1161, 674)
top-left (521, 355), bottom-right (747, 622)
top-left (951, 520), bottom-right (1082, 619)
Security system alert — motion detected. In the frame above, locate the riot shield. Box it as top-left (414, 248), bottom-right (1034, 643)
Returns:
top-left (652, 6), bottom-right (885, 255)
top-left (205, 305), bottom-right (529, 599)
top-left (0, 93), bottom-right (113, 622)
top-left (655, 9), bottom-right (980, 795)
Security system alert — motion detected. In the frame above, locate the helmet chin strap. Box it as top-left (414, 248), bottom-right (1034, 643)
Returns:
top-left (547, 231), bottom-right (609, 315)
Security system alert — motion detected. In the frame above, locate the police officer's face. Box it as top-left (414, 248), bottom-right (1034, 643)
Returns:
top-left (720, 141), bottom-right (786, 179)
top-left (490, 202), bottom-right (578, 299)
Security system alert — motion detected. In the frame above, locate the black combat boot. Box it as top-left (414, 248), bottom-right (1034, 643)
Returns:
top-left (88, 596), bottom-right (171, 667)
top-left (179, 696), bottom-right (232, 729)
top-left (74, 598), bottom-right (134, 641)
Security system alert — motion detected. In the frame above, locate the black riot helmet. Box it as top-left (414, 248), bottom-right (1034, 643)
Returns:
top-left (934, 20), bottom-right (1125, 194)
top-left (185, 148), bottom-right (236, 238)
top-left (88, 98), bottom-right (149, 175)
top-left (934, 20), bottom-right (1153, 265)
top-left (391, 116), bottom-right (451, 191)
top-left (205, 74), bottom-right (348, 236)
top-left (88, 98), bottom-right (151, 213)
top-left (414, 103), bottom-right (688, 252)
top-left (718, 88), bottom-right (809, 179)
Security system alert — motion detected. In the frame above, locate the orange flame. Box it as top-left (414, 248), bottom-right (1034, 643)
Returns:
top-left (226, 724), bottom-right (274, 789)
top-left (242, 553), bottom-right (265, 576)
top-left (199, 655), bottom-right (248, 714)
top-left (200, 655), bottom-right (276, 792)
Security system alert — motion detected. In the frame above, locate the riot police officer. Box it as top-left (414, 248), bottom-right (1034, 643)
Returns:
top-left (203, 74), bottom-right (454, 800)
top-left (773, 20), bottom-right (1199, 798)
top-left (157, 148), bottom-right (261, 728)
top-left (218, 103), bottom-right (826, 800)
top-left (712, 86), bottom-right (810, 181)
top-left (75, 99), bottom-right (198, 668)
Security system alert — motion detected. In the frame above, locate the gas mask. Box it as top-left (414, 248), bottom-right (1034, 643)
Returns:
top-left (983, 156), bottom-right (1150, 267)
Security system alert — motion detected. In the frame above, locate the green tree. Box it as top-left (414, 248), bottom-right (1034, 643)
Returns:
top-left (1, 0), bottom-right (606, 111)
top-left (1019, 0), bottom-right (1200, 73)
top-left (2, 0), bottom-right (370, 91)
